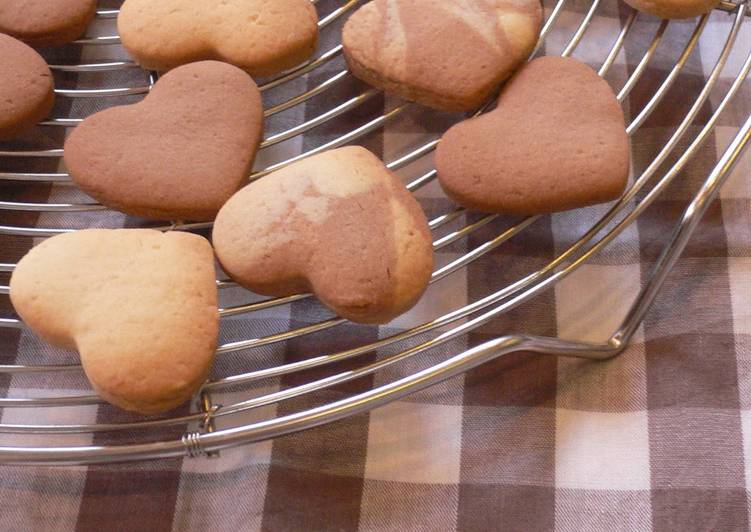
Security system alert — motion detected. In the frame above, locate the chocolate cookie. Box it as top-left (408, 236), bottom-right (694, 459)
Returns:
top-left (436, 56), bottom-right (630, 214)
top-left (0, 33), bottom-right (54, 140)
top-left (213, 146), bottom-right (434, 324)
top-left (623, 0), bottom-right (719, 18)
top-left (10, 229), bottom-right (219, 414)
top-left (118, 0), bottom-right (319, 76)
top-left (342, 0), bottom-right (542, 112)
top-left (0, 0), bottom-right (96, 47)
top-left (64, 60), bottom-right (264, 221)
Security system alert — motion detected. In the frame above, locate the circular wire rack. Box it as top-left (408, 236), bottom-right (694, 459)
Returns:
top-left (0, 0), bottom-right (750, 464)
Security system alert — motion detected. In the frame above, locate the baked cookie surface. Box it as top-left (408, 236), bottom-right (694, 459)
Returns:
top-left (10, 229), bottom-right (219, 414)
top-left (0, 0), bottom-right (96, 47)
top-left (436, 56), bottom-right (630, 214)
top-left (343, 0), bottom-right (542, 111)
top-left (623, 0), bottom-right (719, 19)
top-left (64, 60), bottom-right (264, 221)
top-left (0, 33), bottom-right (54, 140)
top-left (118, 0), bottom-right (319, 76)
top-left (213, 146), bottom-right (433, 324)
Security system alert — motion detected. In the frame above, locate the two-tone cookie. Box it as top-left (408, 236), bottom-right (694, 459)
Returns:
top-left (64, 61), bottom-right (264, 221)
top-left (10, 229), bottom-right (219, 414)
top-left (0, 33), bottom-right (54, 140)
top-left (436, 56), bottom-right (630, 214)
top-left (213, 146), bottom-right (433, 324)
top-left (0, 0), bottom-right (97, 47)
top-left (343, 0), bottom-right (542, 111)
top-left (118, 0), bottom-right (319, 76)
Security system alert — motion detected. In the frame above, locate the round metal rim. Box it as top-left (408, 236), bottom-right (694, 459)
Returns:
top-left (0, 0), bottom-right (748, 463)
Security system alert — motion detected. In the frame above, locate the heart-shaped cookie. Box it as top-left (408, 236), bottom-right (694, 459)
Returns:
top-left (342, 0), bottom-right (542, 112)
top-left (118, 0), bottom-right (319, 76)
top-left (64, 60), bottom-right (264, 221)
top-left (0, 0), bottom-right (96, 47)
top-left (436, 56), bottom-right (630, 214)
top-left (10, 229), bottom-right (219, 414)
top-left (0, 33), bottom-right (54, 140)
top-left (623, 0), bottom-right (719, 18)
top-left (213, 146), bottom-right (433, 324)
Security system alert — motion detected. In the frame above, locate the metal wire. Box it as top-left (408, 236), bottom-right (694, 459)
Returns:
top-left (0, 0), bottom-right (749, 463)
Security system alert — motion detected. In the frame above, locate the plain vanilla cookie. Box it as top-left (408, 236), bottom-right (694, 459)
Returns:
top-left (213, 146), bottom-right (433, 324)
top-left (0, 34), bottom-right (54, 140)
top-left (623, 0), bottom-right (719, 18)
top-left (118, 0), bottom-right (319, 76)
top-left (342, 0), bottom-right (542, 112)
top-left (436, 56), bottom-right (630, 214)
top-left (0, 0), bottom-right (96, 47)
top-left (10, 229), bottom-right (219, 414)
top-left (64, 61), bottom-right (263, 221)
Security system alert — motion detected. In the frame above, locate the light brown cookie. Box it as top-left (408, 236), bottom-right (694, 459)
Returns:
top-left (436, 56), bottom-right (630, 214)
top-left (118, 0), bottom-right (319, 76)
top-left (213, 146), bottom-right (433, 324)
top-left (64, 61), bottom-right (263, 221)
top-left (342, 0), bottom-right (542, 112)
top-left (0, 33), bottom-right (54, 140)
top-left (623, 0), bottom-right (719, 19)
top-left (0, 0), bottom-right (96, 47)
top-left (10, 229), bottom-right (219, 414)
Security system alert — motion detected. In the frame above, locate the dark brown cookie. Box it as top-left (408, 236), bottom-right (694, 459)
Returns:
top-left (63, 60), bottom-right (264, 221)
top-left (0, 33), bottom-right (54, 140)
top-left (343, 0), bottom-right (542, 112)
top-left (213, 146), bottom-right (434, 324)
top-left (436, 56), bottom-right (630, 214)
top-left (0, 0), bottom-right (96, 47)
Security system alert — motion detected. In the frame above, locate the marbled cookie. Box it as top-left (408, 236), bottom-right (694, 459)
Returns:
top-left (343, 0), bottom-right (542, 112)
top-left (64, 61), bottom-right (263, 221)
top-left (0, 0), bottom-right (96, 46)
top-left (0, 33), bottom-right (54, 140)
top-left (436, 56), bottom-right (630, 214)
top-left (10, 229), bottom-right (219, 414)
top-left (623, 0), bottom-right (719, 19)
top-left (118, 0), bottom-right (318, 76)
top-left (213, 146), bottom-right (433, 324)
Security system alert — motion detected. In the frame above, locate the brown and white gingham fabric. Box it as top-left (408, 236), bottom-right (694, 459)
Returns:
top-left (1, 0), bottom-right (751, 530)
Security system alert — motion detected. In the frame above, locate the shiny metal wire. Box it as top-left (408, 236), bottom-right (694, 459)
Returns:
top-left (0, 0), bottom-right (749, 463)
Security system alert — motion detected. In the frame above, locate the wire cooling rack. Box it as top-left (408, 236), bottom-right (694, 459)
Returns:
top-left (0, 0), bottom-right (750, 464)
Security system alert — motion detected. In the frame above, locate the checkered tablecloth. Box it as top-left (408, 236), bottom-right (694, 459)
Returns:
top-left (1, 0), bottom-right (751, 530)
